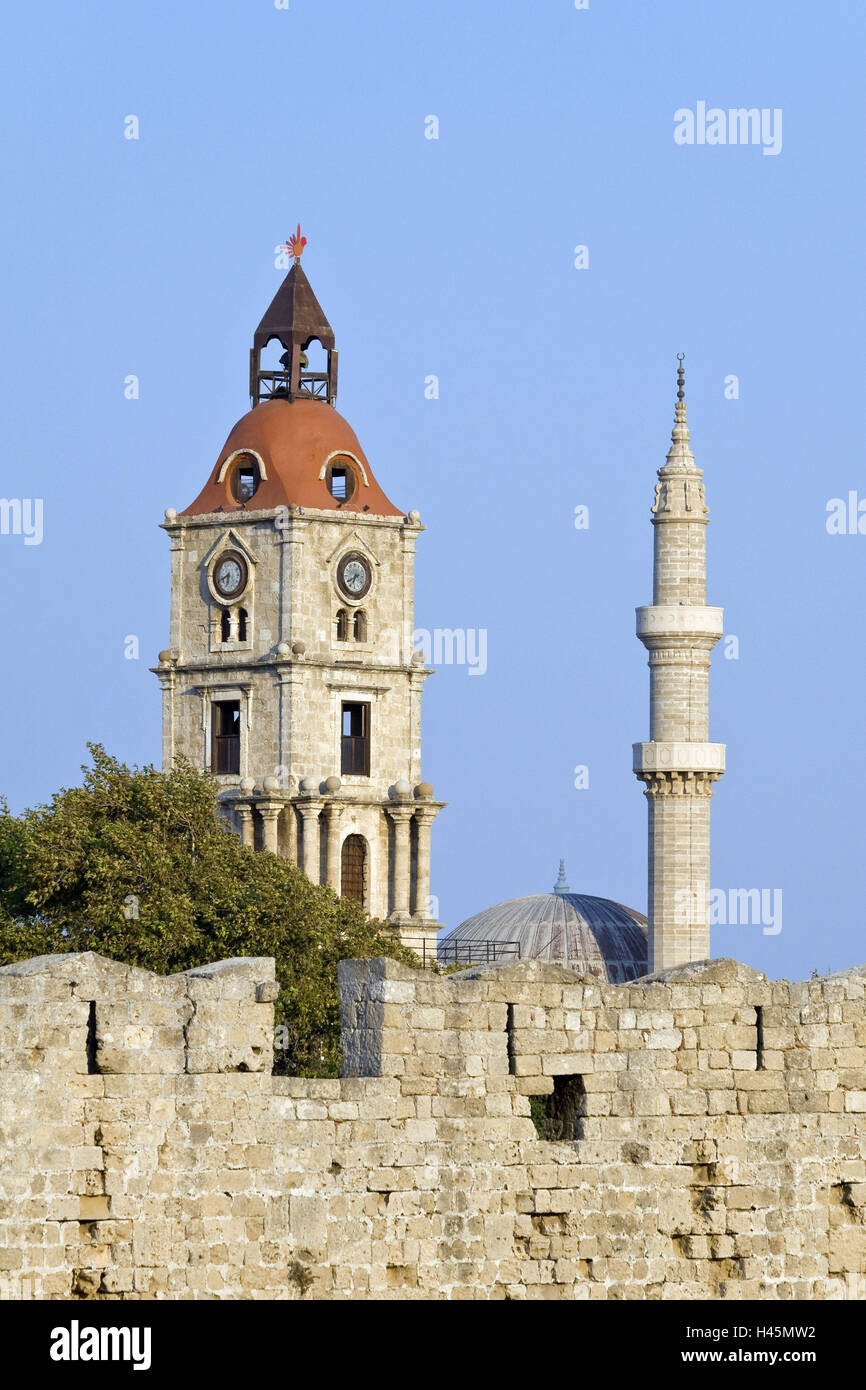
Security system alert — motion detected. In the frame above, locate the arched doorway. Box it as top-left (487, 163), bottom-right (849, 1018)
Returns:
top-left (341, 834), bottom-right (367, 905)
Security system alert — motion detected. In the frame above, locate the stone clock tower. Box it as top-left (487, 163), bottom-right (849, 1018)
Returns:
top-left (154, 237), bottom-right (444, 950)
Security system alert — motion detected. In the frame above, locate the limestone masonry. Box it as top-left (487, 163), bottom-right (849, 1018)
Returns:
top-left (153, 254), bottom-right (443, 952)
top-left (634, 356), bottom-right (725, 972)
top-left (1, 951), bottom-right (864, 1300)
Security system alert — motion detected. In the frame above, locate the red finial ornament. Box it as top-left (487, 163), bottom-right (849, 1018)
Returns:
top-left (281, 225), bottom-right (307, 262)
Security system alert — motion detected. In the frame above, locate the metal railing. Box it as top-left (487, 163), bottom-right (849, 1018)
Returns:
top-left (256, 370), bottom-right (331, 402)
top-left (398, 936), bottom-right (522, 969)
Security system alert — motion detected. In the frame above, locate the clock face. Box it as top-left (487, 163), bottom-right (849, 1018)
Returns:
top-left (213, 552), bottom-right (247, 599)
top-left (338, 551), bottom-right (371, 600)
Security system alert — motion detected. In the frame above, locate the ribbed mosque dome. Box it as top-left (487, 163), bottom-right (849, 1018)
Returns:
top-left (440, 862), bottom-right (648, 982)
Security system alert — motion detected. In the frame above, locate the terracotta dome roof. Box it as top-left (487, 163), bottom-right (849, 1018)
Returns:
top-left (181, 397), bottom-right (403, 518)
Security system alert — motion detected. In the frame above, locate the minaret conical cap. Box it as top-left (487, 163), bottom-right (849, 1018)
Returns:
top-left (662, 353), bottom-right (698, 474)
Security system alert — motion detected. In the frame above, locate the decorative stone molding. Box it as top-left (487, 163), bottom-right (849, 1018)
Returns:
top-left (636, 605), bottom-right (724, 639)
top-left (633, 742), bottom-right (726, 774)
top-left (647, 647), bottom-right (712, 666)
top-left (651, 476), bottom-right (708, 518)
top-left (636, 770), bottom-right (722, 797)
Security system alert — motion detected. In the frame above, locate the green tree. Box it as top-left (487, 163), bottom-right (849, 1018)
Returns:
top-left (0, 746), bottom-right (417, 1075)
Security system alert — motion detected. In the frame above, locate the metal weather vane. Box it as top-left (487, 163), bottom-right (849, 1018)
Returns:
top-left (281, 225), bottom-right (307, 262)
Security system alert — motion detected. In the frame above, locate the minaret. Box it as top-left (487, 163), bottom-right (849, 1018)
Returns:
top-left (633, 357), bottom-right (725, 971)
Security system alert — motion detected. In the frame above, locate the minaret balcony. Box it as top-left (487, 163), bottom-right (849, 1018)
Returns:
top-left (633, 741), bottom-right (726, 775)
top-left (636, 604), bottom-right (724, 644)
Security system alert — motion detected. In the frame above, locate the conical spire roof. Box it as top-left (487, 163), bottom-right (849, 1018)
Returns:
top-left (662, 353), bottom-right (698, 474)
top-left (253, 260), bottom-right (335, 352)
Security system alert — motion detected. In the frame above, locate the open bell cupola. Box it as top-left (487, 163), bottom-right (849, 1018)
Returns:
top-left (249, 226), bottom-right (338, 407)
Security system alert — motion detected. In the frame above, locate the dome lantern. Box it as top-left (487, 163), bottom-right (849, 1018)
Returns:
top-left (249, 228), bottom-right (338, 407)
top-left (552, 859), bottom-right (571, 895)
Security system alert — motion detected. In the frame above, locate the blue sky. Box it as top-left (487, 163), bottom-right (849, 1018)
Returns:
top-left (1, 0), bottom-right (864, 980)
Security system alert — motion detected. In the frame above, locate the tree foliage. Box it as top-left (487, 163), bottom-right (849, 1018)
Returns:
top-left (0, 746), bottom-right (417, 1075)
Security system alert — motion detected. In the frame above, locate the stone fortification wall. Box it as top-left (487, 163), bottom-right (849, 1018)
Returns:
top-left (0, 951), bottom-right (864, 1299)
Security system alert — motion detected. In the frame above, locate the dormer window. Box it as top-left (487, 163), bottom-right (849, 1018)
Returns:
top-left (229, 453), bottom-right (261, 504)
top-left (326, 458), bottom-right (355, 502)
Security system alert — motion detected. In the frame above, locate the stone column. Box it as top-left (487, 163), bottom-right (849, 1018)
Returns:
top-left (235, 804), bottom-right (254, 849)
top-left (634, 359), bottom-right (725, 972)
top-left (259, 803), bottom-right (280, 855)
top-left (324, 803), bottom-right (343, 892)
top-left (156, 663), bottom-right (176, 772)
top-left (283, 806), bottom-right (298, 866)
top-left (298, 802), bottom-right (323, 884)
top-left (387, 803), bottom-right (413, 923)
top-left (412, 806), bottom-right (437, 919)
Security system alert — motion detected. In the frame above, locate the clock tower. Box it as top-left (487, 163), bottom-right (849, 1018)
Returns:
top-left (154, 235), bottom-right (444, 950)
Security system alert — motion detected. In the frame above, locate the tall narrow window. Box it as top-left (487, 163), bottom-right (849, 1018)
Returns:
top-left (341, 834), bottom-right (367, 903)
top-left (212, 700), bottom-right (241, 774)
top-left (341, 701), bottom-right (370, 776)
top-left (86, 1001), bottom-right (99, 1075)
top-left (506, 1003), bottom-right (517, 1076)
top-left (756, 1005), bottom-right (765, 1070)
top-left (220, 609), bottom-right (231, 642)
top-left (353, 609), bottom-right (367, 642)
top-left (238, 607), bottom-right (248, 642)
top-left (335, 608), bottom-right (348, 642)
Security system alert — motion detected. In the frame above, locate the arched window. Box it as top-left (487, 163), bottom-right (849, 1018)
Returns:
top-left (335, 608), bottom-right (348, 641)
top-left (326, 458), bottom-right (356, 502)
top-left (238, 607), bottom-right (248, 642)
top-left (229, 452), bottom-right (261, 504)
top-left (220, 610), bottom-right (231, 642)
top-left (353, 609), bottom-right (367, 642)
top-left (341, 834), bottom-right (367, 904)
